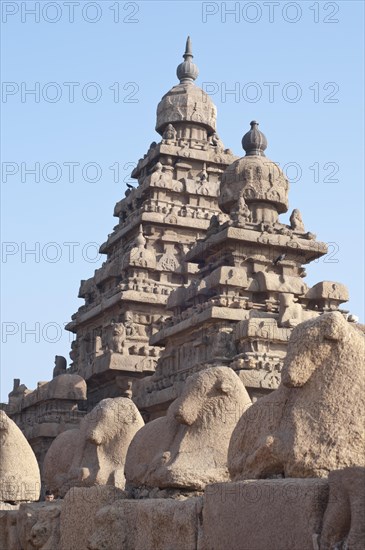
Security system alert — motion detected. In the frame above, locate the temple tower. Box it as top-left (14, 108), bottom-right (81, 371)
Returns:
top-left (135, 121), bottom-right (349, 415)
top-left (65, 38), bottom-right (237, 408)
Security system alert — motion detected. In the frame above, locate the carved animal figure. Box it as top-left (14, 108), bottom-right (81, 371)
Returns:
top-left (319, 467), bottom-right (365, 550)
top-left (43, 398), bottom-right (144, 497)
top-left (42, 429), bottom-right (79, 496)
top-left (125, 367), bottom-right (252, 491)
top-left (0, 410), bottom-right (41, 502)
top-left (28, 505), bottom-right (61, 550)
top-left (52, 355), bottom-right (67, 378)
top-left (228, 312), bottom-right (365, 480)
top-left (290, 208), bottom-right (305, 232)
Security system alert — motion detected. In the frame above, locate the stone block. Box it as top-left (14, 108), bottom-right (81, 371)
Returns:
top-left (60, 486), bottom-right (126, 550)
top-left (201, 479), bottom-right (329, 550)
top-left (87, 496), bottom-right (202, 550)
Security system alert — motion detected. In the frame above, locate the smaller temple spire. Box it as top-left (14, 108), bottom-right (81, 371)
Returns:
top-left (242, 121), bottom-right (268, 157)
top-left (176, 36), bottom-right (199, 84)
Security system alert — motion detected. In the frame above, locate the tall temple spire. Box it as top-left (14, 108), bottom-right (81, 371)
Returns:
top-left (176, 36), bottom-right (199, 84)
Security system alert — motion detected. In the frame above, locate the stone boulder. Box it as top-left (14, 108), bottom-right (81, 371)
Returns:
top-left (125, 367), bottom-right (251, 491)
top-left (0, 410), bottom-right (41, 502)
top-left (43, 397), bottom-right (144, 496)
top-left (228, 312), bottom-right (365, 479)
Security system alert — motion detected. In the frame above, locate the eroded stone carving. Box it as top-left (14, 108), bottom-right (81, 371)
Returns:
top-left (162, 123), bottom-right (177, 141)
top-left (28, 504), bottom-right (61, 550)
top-left (290, 208), bottom-right (305, 232)
top-left (43, 398), bottom-right (144, 496)
top-left (87, 497), bottom-right (201, 550)
top-left (52, 356), bottom-right (67, 378)
top-left (228, 313), bottom-right (365, 480)
top-left (125, 367), bottom-right (251, 491)
top-left (278, 293), bottom-right (317, 327)
top-left (107, 323), bottom-right (126, 354)
top-left (319, 467), bottom-right (365, 550)
top-left (0, 411), bottom-right (40, 503)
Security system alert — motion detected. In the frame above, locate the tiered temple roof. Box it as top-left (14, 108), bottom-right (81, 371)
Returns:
top-left (134, 120), bottom-right (349, 415)
top-left (64, 37), bottom-right (237, 409)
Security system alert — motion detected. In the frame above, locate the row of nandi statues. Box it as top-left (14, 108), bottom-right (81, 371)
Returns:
top-left (1, 312), bottom-right (364, 549)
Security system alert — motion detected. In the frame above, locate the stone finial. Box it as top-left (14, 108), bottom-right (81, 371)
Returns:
top-left (135, 225), bottom-right (146, 248)
top-left (176, 36), bottom-right (199, 84)
top-left (242, 121), bottom-right (267, 157)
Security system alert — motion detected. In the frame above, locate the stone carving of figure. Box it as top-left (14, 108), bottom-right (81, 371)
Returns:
top-left (210, 132), bottom-right (224, 151)
top-left (162, 124), bottom-right (177, 141)
top-left (231, 195), bottom-right (251, 226)
top-left (108, 323), bottom-right (126, 354)
top-left (95, 335), bottom-right (103, 356)
top-left (290, 208), bottom-right (305, 232)
top-left (205, 215), bottom-right (220, 239)
top-left (237, 195), bottom-right (251, 220)
top-left (123, 311), bottom-right (136, 337)
top-left (125, 367), bottom-right (251, 492)
top-left (43, 398), bottom-right (144, 497)
top-left (278, 293), bottom-right (316, 328)
top-left (149, 162), bottom-right (163, 185)
top-left (228, 312), bottom-right (365, 480)
top-left (53, 355), bottom-right (67, 378)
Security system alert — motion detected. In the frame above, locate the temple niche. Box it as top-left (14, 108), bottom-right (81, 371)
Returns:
top-left (135, 120), bottom-right (349, 414)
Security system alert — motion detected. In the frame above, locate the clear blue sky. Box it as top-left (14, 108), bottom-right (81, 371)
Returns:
top-left (1, 1), bottom-right (364, 401)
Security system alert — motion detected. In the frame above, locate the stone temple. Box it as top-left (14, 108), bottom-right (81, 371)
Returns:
top-left (1, 39), bottom-right (363, 550)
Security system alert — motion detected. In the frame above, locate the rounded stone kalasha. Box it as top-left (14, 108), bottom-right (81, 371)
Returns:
top-left (219, 122), bottom-right (289, 219)
top-left (176, 36), bottom-right (199, 83)
top-left (155, 37), bottom-right (217, 136)
top-left (242, 121), bottom-right (268, 156)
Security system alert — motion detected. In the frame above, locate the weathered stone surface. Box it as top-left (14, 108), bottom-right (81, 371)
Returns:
top-left (4, 371), bottom-right (87, 475)
top-left (319, 467), bottom-right (365, 550)
top-left (0, 509), bottom-right (20, 550)
top-left (87, 497), bottom-right (202, 550)
top-left (60, 486), bottom-right (126, 550)
top-left (142, 118), bottom-right (345, 412)
top-left (44, 397), bottom-right (144, 496)
top-left (201, 479), bottom-right (329, 550)
top-left (228, 312), bottom-right (365, 480)
top-left (42, 429), bottom-right (79, 497)
top-left (7, 373), bottom-right (87, 413)
top-left (0, 411), bottom-right (41, 502)
top-left (126, 367), bottom-right (251, 491)
top-left (19, 502), bottom-right (62, 550)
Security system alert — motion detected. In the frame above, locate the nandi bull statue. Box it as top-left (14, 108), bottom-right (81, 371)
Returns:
top-left (43, 397), bottom-right (144, 497)
top-left (125, 366), bottom-right (252, 491)
top-left (228, 312), bottom-right (365, 480)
